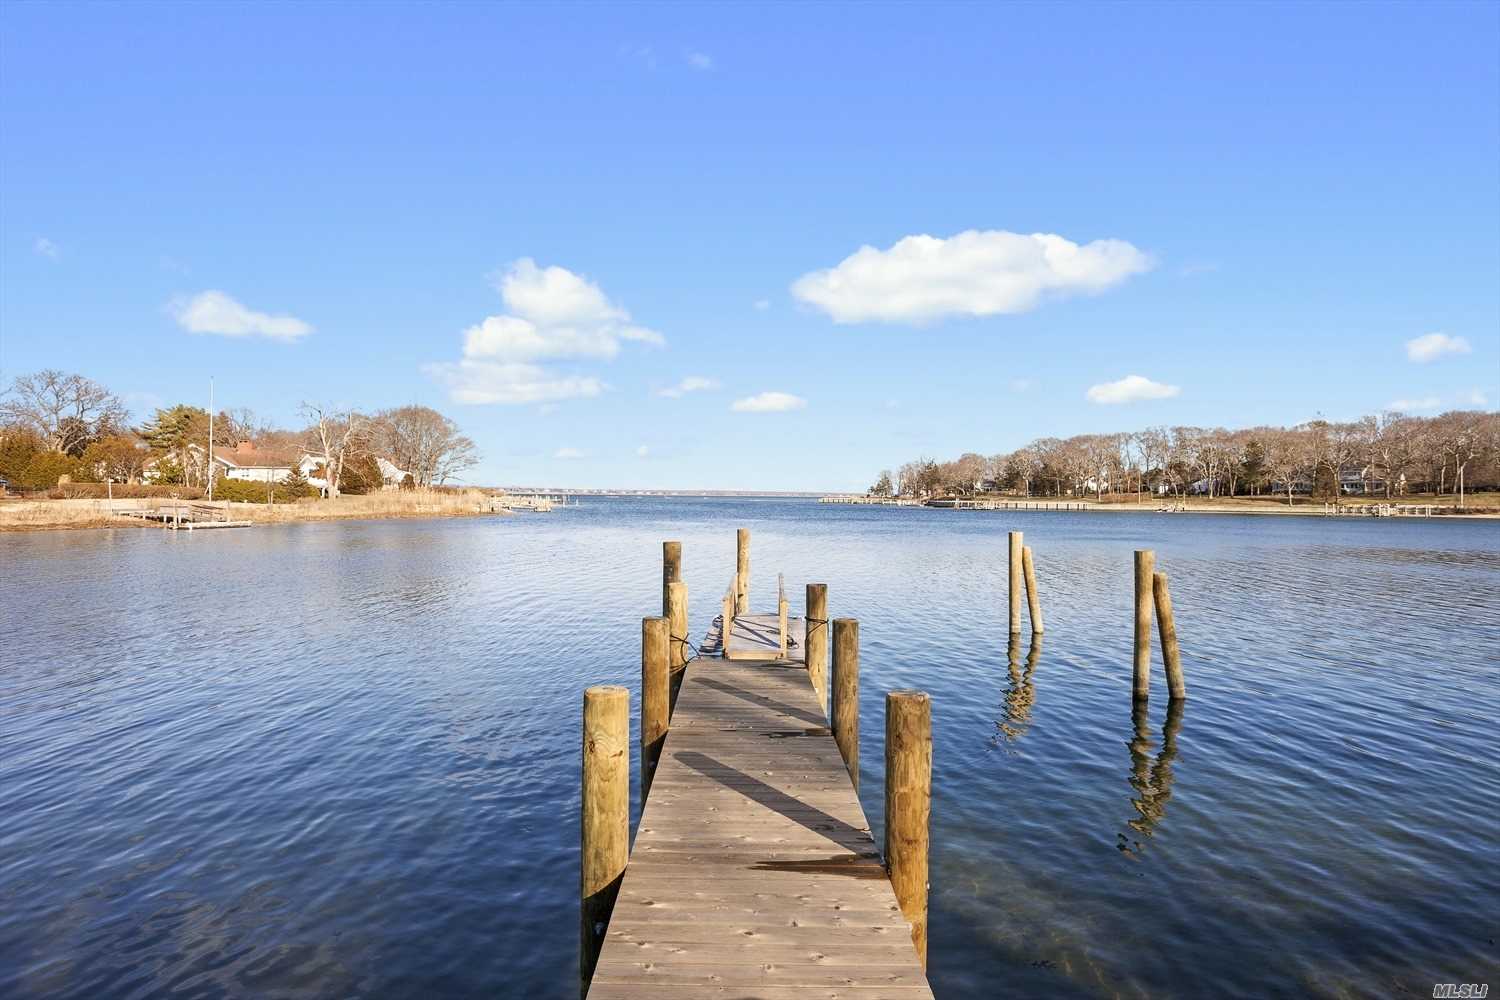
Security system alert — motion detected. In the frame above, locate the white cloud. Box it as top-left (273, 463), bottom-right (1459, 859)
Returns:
top-left (423, 360), bottom-right (605, 405)
top-left (33, 237), bottom-right (59, 259)
top-left (731, 391), bottom-right (807, 413)
top-left (1405, 332), bottom-right (1471, 363)
top-left (1010, 378), bottom-right (1032, 393)
top-left (657, 375), bottom-right (721, 398)
top-left (554, 447), bottom-right (586, 460)
top-left (686, 51), bottom-right (714, 70)
top-left (791, 229), bottom-right (1153, 324)
top-left (1086, 374), bottom-right (1180, 405)
top-left (431, 259), bottom-right (661, 405)
top-left (753, 299), bottom-right (770, 311)
top-left (464, 259), bottom-right (664, 361)
top-left (636, 445), bottom-right (650, 458)
top-left (168, 290), bottom-right (312, 341)
top-left (1387, 396), bottom-right (1442, 412)
top-left (1466, 388), bottom-right (1490, 407)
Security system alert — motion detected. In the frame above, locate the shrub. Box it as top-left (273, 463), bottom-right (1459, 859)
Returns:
top-left (338, 454), bottom-right (382, 495)
top-left (20, 452), bottom-right (80, 490)
top-left (46, 483), bottom-right (206, 499)
top-left (209, 478), bottom-right (317, 504)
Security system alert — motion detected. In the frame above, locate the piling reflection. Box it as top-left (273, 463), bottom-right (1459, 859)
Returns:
top-left (995, 633), bottom-right (1042, 744)
top-left (1118, 698), bottom-right (1185, 856)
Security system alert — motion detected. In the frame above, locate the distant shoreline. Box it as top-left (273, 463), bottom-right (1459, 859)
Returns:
top-left (817, 494), bottom-right (1500, 520)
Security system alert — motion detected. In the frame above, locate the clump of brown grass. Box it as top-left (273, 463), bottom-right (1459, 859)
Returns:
top-left (233, 488), bottom-right (500, 523)
top-left (0, 499), bottom-right (143, 532)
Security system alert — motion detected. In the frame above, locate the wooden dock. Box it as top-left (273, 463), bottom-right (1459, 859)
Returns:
top-left (583, 531), bottom-right (934, 998)
top-left (115, 500), bottom-right (252, 530)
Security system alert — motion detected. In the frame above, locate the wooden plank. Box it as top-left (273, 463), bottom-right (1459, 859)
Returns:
top-left (588, 632), bottom-right (933, 999)
top-left (727, 613), bottom-right (808, 662)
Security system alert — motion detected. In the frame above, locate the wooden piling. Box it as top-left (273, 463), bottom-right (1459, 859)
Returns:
top-left (1134, 550), bottom-right (1155, 702)
top-left (640, 617), bottom-right (669, 799)
top-left (1022, 544), bottom-right (1044, 635)
top-left (805, 583), bottom-right (829, 714)
top-left (885, 690), bottom-right (931, 970)
top-left (735, 528), bottom-right (750, 615)
top-left (581, 685), bottom-right (629, 991)
top-left (832, 618), bottom-right (859, 791)
top-left (666, 580), bottom-right (689, 711)
top-left (720, 587), bottom-right (734, 658)
top-left (662, 541), bottom-right (681, 618)
top-left (1153, 571), bottom-right (1186, 700)
top-left (780, 575), bottom-right (792, 659)
top-left (1008, 531), bottom-right (1023, 634)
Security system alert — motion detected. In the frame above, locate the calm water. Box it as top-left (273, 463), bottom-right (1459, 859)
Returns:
top-left (2, 499), bottom-right (1497, 998)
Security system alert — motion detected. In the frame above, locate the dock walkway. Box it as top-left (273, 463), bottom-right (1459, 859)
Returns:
top-left (588, 616), bottom-right (934, 998)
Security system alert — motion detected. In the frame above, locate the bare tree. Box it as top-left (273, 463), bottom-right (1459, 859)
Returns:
top-left (1262, 427), bottom-right (1310, 506)
top-left (372, 405), bottom-right (480, 487)
top-left (300, 403), bottom-right (366, 499)
top-left (1, 370), bottom-right (127, 454)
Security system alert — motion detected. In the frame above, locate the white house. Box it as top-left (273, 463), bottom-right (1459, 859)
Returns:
top-left (146, 442), bottom-right (407, 494)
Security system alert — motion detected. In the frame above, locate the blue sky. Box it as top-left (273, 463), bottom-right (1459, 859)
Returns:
top-left (2, 1), bottom-right (1496, 490)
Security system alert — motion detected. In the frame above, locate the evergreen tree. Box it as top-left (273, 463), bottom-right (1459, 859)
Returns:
top-left (279, 463), bottom-right (311, 499)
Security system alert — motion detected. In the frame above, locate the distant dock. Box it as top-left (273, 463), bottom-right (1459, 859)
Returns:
top-left (115, 500), bottom-right (252, 530)
top-left (820, 494), bottom-right (1091, 512)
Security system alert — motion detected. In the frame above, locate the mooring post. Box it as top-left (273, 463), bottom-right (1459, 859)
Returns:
top-left (1153, 571), bottom-right (1186, 700)
top-left (735, 528), bottom-right (750, 615)
top-left (721, 586), bottom-right (735, 658)
top-left (832, 618), bottom-right (860, 791)
top-left (667, 580), bottom-right (689, 713)
top-left (885, 690), bottom-right (931, 970)
top-left (1134, 550), bottom-right (1155, 702)
top-left (805, 583), bottom-right (829, 714)
top-left (780, 575), bottom-right (792, 659)
top-left (580, 685), bottom-right (628, 993)
top-left (1022, 544), bottom-right (1044, 635)
top-left (1008, 531), bottom-right (1024, 634)
top-left (662, 541), bottom-right (681, 618)
top-left (641, 617), bottom-right (670, 798)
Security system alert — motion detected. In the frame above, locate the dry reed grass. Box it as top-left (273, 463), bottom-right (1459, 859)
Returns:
top-left (0, 489), bottom-right (504, 531)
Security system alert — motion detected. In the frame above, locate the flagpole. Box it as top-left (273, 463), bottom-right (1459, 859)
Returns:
top-left (208, 377), bottom-right (215, 501)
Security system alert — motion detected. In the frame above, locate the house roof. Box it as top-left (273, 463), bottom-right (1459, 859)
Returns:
top-left (211, 442), bottom-right (301, 469)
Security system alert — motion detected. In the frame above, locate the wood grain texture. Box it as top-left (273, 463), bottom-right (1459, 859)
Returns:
top-left (1022, 545), bottom-right (1044, 635)
top-left (588, 648), bottom-right (932, 998)
top-left (641, 618), bottom-right (670, 800)
top-left (1008, 531), bottom-right (1024, 635)
top-left (1134, 550), bottom-right (1155, 701)
top-left (583, 685), bottom-right (630, 990)
top-left (805, 584), bottom-right (829, 714)
top-left (1153, 570), bottom-right (1186, 700)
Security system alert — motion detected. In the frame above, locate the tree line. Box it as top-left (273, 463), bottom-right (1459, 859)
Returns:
top-left (0, 368), bottom-right (479, 496)
top-left (872, 410), bottom-right (1500, 507)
